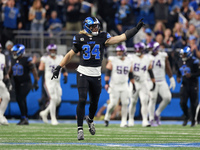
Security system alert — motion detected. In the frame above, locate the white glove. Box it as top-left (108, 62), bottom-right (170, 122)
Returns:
top-left (169, 77), bottom-right (176, 90)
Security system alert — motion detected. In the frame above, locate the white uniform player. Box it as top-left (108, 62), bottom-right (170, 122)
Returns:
top-left (147, 42), bottom-right (175, 126)
top-left (39, 44), bottom-right (68, 125)
top-left (104, 45), bottom-right (134, 127)
top-left (0, 44), bottom-right (10, 125)
top-left (128, 42), bottom-right (155, 127)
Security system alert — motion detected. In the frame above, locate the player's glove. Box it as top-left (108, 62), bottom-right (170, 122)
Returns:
top-left (4, 78), bottom-right (12, 91)
top-left (169, 77), bottom-right (176, 90)
top-left (63, 76), bottom-right (68, 84)
top-left (132, 83), bottom-right (136, 94)
top-left (32, 80), bottom-right (39, 91)
top-left (150, 82), bottom-right (156, 91)
top-left (136, 18), bottom-right (145, 30)
top-left (51, 65), bottom-right (61, 80)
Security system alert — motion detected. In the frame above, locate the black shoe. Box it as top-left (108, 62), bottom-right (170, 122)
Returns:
top-left (104, 120), bottom-right (109, 127)
top-left (191, 121), bottom-right (196, 127)
top-left (182, 120), bottom-right (188, 126)
top-left (85, 116), bottom-right (95, 135)
top-left (17, 118), bottom-right (29, 125)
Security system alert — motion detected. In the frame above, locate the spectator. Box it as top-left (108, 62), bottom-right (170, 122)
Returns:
top-left (189, 10), bottom-right (200, 35)
top-left (186, 24), bottom-right (198, 40)
top-left (29, 0), bottom-right (46, 49)
top-left (153, 21), bottom-right (166, 36)
top-left (180, 0), bottom-right (192, 21)
top-left (133, 26), bottom-right (146, 44)
top-left (163, 28), bottom-right (173, 48)
top-left (115, 0), bottom-right (134, 47)
top-left (167, 5), bottom-right (180, 30)
top-left (2, 40), bottom-right (13, 71)
top-left (47, 11), bottom-right (62, 37)
top-left (142, 28), bottom-right (155, 45)
top-left (188, 35), bottom-right (200, 58)
top-left (1, 0), bottom-right (22, 48)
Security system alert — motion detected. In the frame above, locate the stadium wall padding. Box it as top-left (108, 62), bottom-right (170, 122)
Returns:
top-left (4, 73), bottom-right (197, 119)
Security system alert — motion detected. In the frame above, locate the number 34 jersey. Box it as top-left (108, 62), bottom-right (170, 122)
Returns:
top-left (41, 55), bottom-right (63, 83)
top-left (129, 54), bottom-right (152, 82)
top-left (109, 56), bottom-right (132, 90)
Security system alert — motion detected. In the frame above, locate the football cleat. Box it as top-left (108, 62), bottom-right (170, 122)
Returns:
top-left (17, 118), bottom-right (29, 125)
top-left (128, 119), bottom-right (134, 127)
top-left (39, 111), bottom-right (48, 124)
top-left (0, 116), bottom-right (9, 125)
top-left (77, 130), bottom-right (84, 140)
top-left (104, 120), bottom-right (109, 127)
top-left (85, 116), bottom-right (96, 135)
top-left (182, 119), bottom-right (188, 126)
top-left (142, 121), bottom-right (151, 127)
top-left (51, 120), bottom-right (59, 126)
top-left (150, 120), bottom-right (158, 127)
top-left (154, 113), bottom-right (161, 125)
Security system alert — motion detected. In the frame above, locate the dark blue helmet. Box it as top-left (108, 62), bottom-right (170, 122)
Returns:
top-left (134, 42), bottom-right (146, 56)
top-left (180, 46), bottom-right (192, 61)
top-left (83, 17), bottom-right (100, 36)
top-left (11, 44), bottom-right (25, 59)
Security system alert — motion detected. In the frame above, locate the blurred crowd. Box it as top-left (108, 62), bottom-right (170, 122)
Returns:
top-left (0, 0), bottom-right (200, 71)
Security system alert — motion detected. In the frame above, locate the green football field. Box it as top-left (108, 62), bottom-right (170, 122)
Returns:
top-left (0, 121), bottom-right (200, 150)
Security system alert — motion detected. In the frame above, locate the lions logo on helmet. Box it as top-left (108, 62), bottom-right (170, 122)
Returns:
top-left (83, 17), bottom-right (100, 36)
top-left (46, 44), bottom-right (57, 57)
top-left (180, 46), bottom-right (192, 61)
top-left (11, 44), bottom-right (25, 59)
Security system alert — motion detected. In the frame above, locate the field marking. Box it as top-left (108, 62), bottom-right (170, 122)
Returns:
top-left (0, 143), bottom-right (200, 147)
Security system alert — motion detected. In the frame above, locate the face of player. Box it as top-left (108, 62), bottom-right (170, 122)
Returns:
top-left (49, 49), bottom-right (56, 57)
top-left (116, 51), bottom-right (124, 59)
top-left (12, 51), bottom-right (19, 59)
top-left (89, 24), bottom-right (99, 32)
top-left (181, 53), bottom-right (187, 61)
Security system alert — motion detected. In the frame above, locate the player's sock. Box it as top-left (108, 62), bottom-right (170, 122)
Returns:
top-left (156, 98), bottom-right (170, 116)
top-left (148, 98), bottom-right (156, 121)
top-left (49, 99), bottom-right (57, 122)
top-left (121, 104), bottom-right (128, 126)
top-left (104, 103), bottom-right (114, 121)
top-left (0, 96), bottom-right (9, 115)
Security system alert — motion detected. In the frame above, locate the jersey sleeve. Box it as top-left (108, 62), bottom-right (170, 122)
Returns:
top-left (27, 56), bottom-right (33, 63)
top-left (162, 52), bottom-right (168, 58)
top-left (72, 35), bottom-right (80, 53)
top-left (40, 56), bottom-right (46, 63)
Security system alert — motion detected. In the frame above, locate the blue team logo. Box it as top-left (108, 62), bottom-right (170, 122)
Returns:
top-left (107, 33), bottom-right (111, 39)
top-left (179, 64), bottom-right (191, 76)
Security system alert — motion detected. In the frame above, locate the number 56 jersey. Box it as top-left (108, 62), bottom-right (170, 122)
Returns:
top-left (109, 56), bottom-right (132, 91)
top-left (129, 54), bottom-right (152, 82)
top-left (40, 55), bottom-right (63, 83)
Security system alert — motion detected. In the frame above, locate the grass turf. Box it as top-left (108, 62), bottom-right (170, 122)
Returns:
top-left (0, 122), bottom-right (200, 150)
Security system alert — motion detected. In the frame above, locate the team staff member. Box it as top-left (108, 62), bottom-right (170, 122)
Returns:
top-left (51, 16), bottom-right (145, 140)
top-left (9, 44), bottom-right (39, 125)
top-left (177, 46), bottom-right (200, 127)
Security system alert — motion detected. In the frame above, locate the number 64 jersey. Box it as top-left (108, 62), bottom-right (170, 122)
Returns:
top-left (128, 54), bottom-right (152, 83)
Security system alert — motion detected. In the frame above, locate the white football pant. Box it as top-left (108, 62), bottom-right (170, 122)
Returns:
top-left (148, 81), bottom-right (171, 121)
top-left (43, 81), bottom-right (62, 123)
top-left (129, 81), bottom-right (150, 125)
top-left (104, 87), bottom-right (129, 126)
top-left (0, 81), bottom-right (10, 116)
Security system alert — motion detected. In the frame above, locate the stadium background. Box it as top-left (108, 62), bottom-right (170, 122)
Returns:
top-left (1, 0), bottom-right (200, 120)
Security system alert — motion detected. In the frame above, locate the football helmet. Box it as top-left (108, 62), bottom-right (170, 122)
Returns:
top-left (180, 46), bottom-right (192, 61)
top-left (83, 17), bottom-right (100, 36)
top-left (11, 44), bottom-right (25, 59)
top-left (134, 42), bottom-right (146, 56)
top-left (116, 45), bottom-right (127, 59)
top-left (46, 44), bottom-right (57, 57)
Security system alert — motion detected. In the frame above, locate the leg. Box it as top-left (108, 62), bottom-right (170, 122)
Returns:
top-left (148, 81), bottom-right (158, 124)
top-left (189, 85), bottom-right (198, 127)
top-left (120, 89), bottom-right (129, 127)
top-left (15, 83), bottom-right (31, 125)
top-left (179, 85), bottom-right (189, 126)
top-left (0, 81), bottom-right (10, 125)
top-left (104, 90), bottom-right (120, 123)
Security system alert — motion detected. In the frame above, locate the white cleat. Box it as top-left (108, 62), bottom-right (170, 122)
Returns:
top-left (128, 119), bottom-right (134, 127)
top-left (39, 111), bottom-right (48, 124)
top-left (120, 124), bottom-right (128, 127)
top-left (142, 121), bottom-right (151, 127)
top-left (51, 120), bottom-right (59, 125)
top-left (0, 116), bottom-right (9, 125)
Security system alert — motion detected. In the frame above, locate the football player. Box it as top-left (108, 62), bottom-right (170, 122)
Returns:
top-left (0, 43), bottom-right (10, 125)
top-left (128, 42), bottom-right (155, 127)
top-left (104, 45), bottom-right (134, 127)
top-left (51, 16), bottom-right (145, 140)
top-left (177, 46), bottom-right (200, 127)
top-left (39, 44), bottom-right (68, 125)
top-left (147, 41), bottom-right (176, 126)
top-left (9, 44), bottom-right (39, 125)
